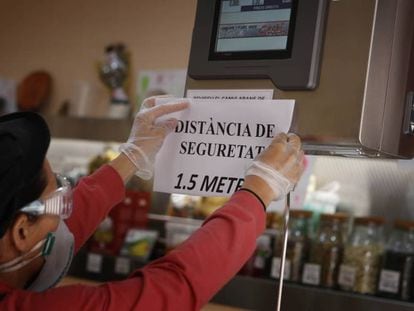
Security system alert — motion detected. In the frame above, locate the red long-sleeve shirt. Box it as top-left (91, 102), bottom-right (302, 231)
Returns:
top-left (0, 165), bottom-right (266, 310)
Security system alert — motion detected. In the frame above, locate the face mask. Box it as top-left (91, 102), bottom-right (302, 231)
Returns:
top-left (0, 220), bottom-right (75, 292)
top-left (26, 220), bottom-right (75, 291)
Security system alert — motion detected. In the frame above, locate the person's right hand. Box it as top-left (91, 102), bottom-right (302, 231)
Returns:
top-left (243, 133), bottom-right (305, 206)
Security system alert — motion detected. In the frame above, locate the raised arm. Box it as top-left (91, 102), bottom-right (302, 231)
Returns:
top-left (66, 97), bottom-right (190, 252)
top-left (5, 132), bottom-right (304, 310)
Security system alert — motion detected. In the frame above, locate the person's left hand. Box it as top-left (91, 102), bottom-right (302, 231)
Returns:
top-left (119, 96), bottom-right (189, 180)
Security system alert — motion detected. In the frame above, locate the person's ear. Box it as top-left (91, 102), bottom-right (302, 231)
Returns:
top-left (10, 214), bottom-right (37, 253)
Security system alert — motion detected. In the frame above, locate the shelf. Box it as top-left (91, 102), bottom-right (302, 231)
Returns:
top-left (148, 213), bottom-right (278, 236)
top-left (148, 213), bottom-right (204, 225)
top-left (69, 248), bottom-right (413, 311)
top-left (43, 115), bottom-right (132, 142)
top-left (212, 275), bottom-right (414, 311)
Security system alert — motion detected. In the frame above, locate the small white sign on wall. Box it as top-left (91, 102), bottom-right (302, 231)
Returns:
top-left (186, 89), bottom-right (274, 101)
top-left (137, 69), bottom-right (187, 109)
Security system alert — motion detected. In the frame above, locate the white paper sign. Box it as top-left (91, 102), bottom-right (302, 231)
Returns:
top-left (302, 263), bottom-right (321, 285)
top-left (137, 69), bottom-right (187, 107)
top-left (187, 89), bottom-right (274, 101)
top-left (338, 265), bottom-right (356, 288)
top-left (271, 257), bottom-right (291, 280)
top-left (114, 257), bottom-right (131, 275)
top-left (86, 253), bottom-right (103, 273)
top-left (379, 269), bottom-right (400, 294)
top-left (154, 98), bottom-right (295, 197)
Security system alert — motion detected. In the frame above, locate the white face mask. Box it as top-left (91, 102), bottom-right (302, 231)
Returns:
top-left (0, 220), bottom-right (74, 292)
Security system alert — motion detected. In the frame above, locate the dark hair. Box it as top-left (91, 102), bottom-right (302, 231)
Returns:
top-left (16, 167), bottom-right (48, 209)
top-left (0, 168), bottom-right (48, 238)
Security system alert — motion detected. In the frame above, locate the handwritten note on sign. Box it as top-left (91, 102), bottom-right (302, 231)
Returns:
top-left (154, 98), bottom-right (295, 197)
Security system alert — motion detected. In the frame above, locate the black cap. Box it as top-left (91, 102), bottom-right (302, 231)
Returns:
top-left (0, 112), bottom-right (50, 237)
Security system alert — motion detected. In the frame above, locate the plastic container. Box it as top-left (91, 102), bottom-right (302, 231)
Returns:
top-left (338, 216), bottom-right (385, 295)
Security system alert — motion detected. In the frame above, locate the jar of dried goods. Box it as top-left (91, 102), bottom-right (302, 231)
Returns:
top-left (270, 210), bottom-right (312, 282)
top-left (377, 220), bottom-right (414, 301)
top-left (338, 216), bottom-right (385, 295)
top-left (305, 213), bottom-right (349, 288)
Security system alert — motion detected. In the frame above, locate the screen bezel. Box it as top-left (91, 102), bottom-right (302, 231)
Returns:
top-left (209, 0), bottom-right (298, 61)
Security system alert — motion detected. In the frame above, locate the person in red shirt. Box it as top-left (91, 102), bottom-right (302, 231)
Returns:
top-left (0, 97), bottom-right (304, 310)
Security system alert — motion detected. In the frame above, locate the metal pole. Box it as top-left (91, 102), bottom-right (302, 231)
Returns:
top-left (276, 193), bottom-right (290, 311)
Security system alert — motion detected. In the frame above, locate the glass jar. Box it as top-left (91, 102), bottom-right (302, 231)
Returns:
top-left (306, 213), bottom-right (349, 288)
top-left (266, 211), bottom-right (283, 230)
top-left (377, 220), bottom-right (414, 301)
top-left (168, 194), bottom-right (202, 218)
top-left (338, 216), bottom-right (385, 295)
top-left (270, 210), bottom-right (312, 282)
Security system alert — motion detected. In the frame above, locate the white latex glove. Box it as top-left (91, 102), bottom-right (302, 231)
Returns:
top-left (245, 133), bottom-right (305, 201)
top-left (119, 96), bottom-right (189, 180)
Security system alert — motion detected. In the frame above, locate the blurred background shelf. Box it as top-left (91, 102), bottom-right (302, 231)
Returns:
top-left (212, 275), bottom-right (414, 311)
top-left (68, 249), bottom-right (414, 311)
top-left (43, 115), bottom-right (132, 142)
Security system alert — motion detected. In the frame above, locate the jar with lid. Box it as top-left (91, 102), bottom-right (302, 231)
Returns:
top-left (305, 213), bottom-right (349, 288)
top-left (270, 210), bottom-right (312, 282)
top-left (338, 216), bottom-right (385, 295)
top-left (377, 220), bottom-right (414, 301)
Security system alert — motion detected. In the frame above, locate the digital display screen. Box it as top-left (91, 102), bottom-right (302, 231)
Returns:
top-left (211, 0), bottom-right (296, 59)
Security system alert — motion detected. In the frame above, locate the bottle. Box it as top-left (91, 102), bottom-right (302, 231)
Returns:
top-left (240, 234), bottom-right (272, 278)
top-left (306, 213), bottom-right (348, 288)
top-left (252, 234), bottom-right (272, 277)
top-left (270, 210), bottom-right (312, 282)
top-left (377, 220), bottom-right (414, 301)
top-left (338, 216), bottom-right (385, 295)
